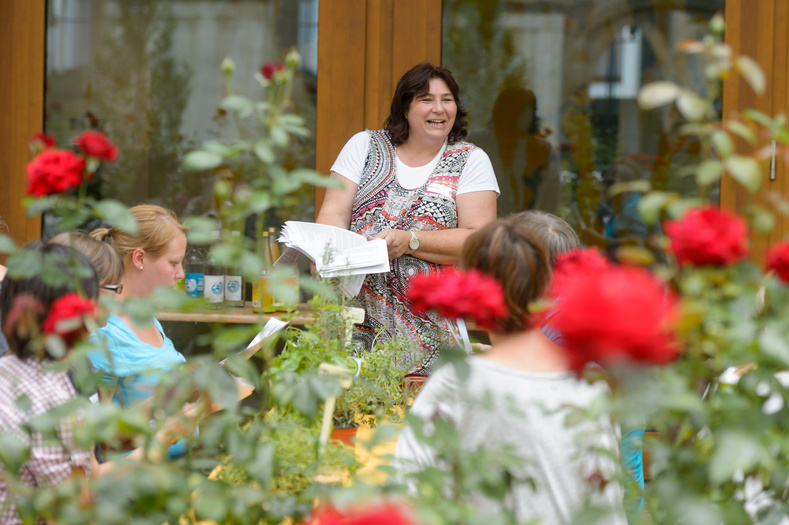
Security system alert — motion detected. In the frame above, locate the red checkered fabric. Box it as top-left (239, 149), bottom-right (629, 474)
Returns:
top-left (0, 355), bottom-right (92, 524)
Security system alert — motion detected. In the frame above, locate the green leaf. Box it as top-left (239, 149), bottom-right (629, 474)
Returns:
top-left (695, 160), bottom-right (724, 187)
top-left (0, 234), bottom-right (17, 254)
top-left (637, 191), bottom-right (673, 225)
top-left (638, 81), bottom-right (681, 110)
top-left (0, 432), bottom-right (30, 474)
top-left (55, 207), bottom-right (92, 231)
top-left (759, 330), bottom-right (789, 366)
top-left (725, 156), bottom-right (762, 193)
top-left (677, 90), bottom-right (709, 122)
top-left (725, 120), bottom-right (757, 145)
top-left (708, 431), bottom-right (762, 484)
top-left (24, 196), bottom-right (57, 216)
top-left (748, 205), bottom-right (775, 233)
top-left (221, 94), bottom-right (254, 119)
top-left (183, 150), bottom-right (223, 172)
top-left (736, 55), bottom-right (766, 95)
top-left (201, 141), bottom-right (231, 157)
top-left (291, 169), bottom-right (338, 188)
top-left (92, 199), bottom-right (139, 234)
top-left (711, 130), bottom-right (734, 158)
top-left (253, 140), bottom-right (276, 164)
top-left (277, 114), bottom-right (304, 127)
top-left (743, 109), bottom-right (774, 128)
top-left (270, 126), bottom-right (289, 148)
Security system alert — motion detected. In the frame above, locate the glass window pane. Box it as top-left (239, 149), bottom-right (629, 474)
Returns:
top-left (44, 0), bottom-right (318, 234)
top-left (443, 0), bottom-right (724, 256)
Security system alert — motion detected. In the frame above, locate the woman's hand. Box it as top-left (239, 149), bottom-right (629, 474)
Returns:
top-left (369, 229), bottom-right (412, 259)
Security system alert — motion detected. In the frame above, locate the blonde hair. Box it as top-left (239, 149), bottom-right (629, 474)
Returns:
top-left (49, 231), bottom-right (124, 286)
top-left (91, 204), bottom-right (186, 265)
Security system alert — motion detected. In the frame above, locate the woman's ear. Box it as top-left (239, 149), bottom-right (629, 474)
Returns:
top-left (131, 248), bottom-right (146, 270)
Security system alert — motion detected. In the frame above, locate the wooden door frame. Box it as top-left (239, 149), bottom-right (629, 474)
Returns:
top-left (0, 0), bottom-right (45, 248)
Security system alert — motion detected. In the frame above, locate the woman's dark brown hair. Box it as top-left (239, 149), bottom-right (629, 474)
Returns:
top-left (0, 242), bottom-right (99, 359)
top-left (461, 218), bottom-right (552, 334)
top-left (384, 62), bottom-right (469, 146)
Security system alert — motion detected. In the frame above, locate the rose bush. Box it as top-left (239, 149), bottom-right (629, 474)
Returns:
top-left (550, 263), bottom-right (679, 371)
top-left (26, 149), bottom-right (86, 197)
top-left (766, 241), bottom-right (789, 282)
top-left (73, 130), bottom-right (118, 162)
top-left (665, 205), bottom-right (748, 266)
top-left (407, 267), bottom-right (508, 331)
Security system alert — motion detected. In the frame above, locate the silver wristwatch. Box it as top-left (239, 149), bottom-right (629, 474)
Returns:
top-left (408, 231), bottom-right (420, 254)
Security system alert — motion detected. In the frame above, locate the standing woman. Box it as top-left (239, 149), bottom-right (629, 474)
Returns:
top-left (317, 63), bottom-right (499, 373)
top-left (88, 204), bottom-right (188, 456)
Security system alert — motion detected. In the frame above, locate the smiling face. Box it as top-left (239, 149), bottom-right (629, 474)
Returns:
top-left (143, 231), bottom-right (187, 291)
top-left (405, 78), bottom-right (457, 148)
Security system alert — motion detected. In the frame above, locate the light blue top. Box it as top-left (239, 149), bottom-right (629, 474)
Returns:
top-left (89, 313), bottom-right (189, 458)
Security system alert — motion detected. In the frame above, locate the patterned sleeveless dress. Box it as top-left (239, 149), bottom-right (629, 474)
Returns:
top-left (350, 129), bottom-right (477, 374)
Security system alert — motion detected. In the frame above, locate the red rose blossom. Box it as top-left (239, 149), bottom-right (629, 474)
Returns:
top-left (407, 268), bottom-right (508, 331)
top-left (73, 130), bottom-right (118, 162)
top-left (261, 61), bottom-right (284, 80)
top-left (41, 293), bottom-right (97, 345)
top-left (30, 132), bottom-right (56, 149)
top-left (665, 206), bottom-right (748, 266)
top-left (26, 149), bottom-right (87, 197)
top-left (551, 248), bottom-right (610, 297)
top-left (305, 504), bottom-right (415, 525)
top-left (767, 241), bottom-right (789, 282)
top-left (550, 264), bottom-right (679, 371)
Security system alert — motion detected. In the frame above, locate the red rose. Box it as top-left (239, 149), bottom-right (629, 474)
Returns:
top-left (41, 293), bottom-right (97, 345)
top-left (26, 149), bottom-right (87, 197)
top-left (407, 267), bottom-right (508, 331)
top-left (550, 264), bottom-right (679, 371)
top-left (261, 61), bottom-right (284, 80)
top-left (73, 130), bottom-right (118, 162)
top-left (30, 132), bottom-right (56, 149)
top-left (305, 504), bottom-right (415, 525)
top-left (767, 241), bottom-right (789, 282)
top-left (665, 206), bottom-right (748, 266)
top-left (551, 248), bottom-right (610, 297)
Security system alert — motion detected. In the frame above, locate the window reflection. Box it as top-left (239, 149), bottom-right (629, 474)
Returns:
top-left (45, 0), bottom-right (318, 234)
top-left (444, 0), bottom-right (723, 250)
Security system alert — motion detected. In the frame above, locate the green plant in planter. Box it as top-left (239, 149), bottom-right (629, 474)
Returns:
top-left (216, 410), bottom-right (359, 495)
top-left (340, 336), bottom-right (416, 428)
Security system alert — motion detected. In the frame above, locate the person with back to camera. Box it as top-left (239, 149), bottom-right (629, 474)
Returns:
top-left (394, 218), bottom-right (626, 524)
top-left (513, 209), bottom-right (645, 525)
top-left (49, 231), bottom-right (124, 294)
top-left (88, 204), bottom-right (190, 458)
top-left (0, 243), bottom-right (193, 522)
top-left (316, 62), bottom-right (499, 374)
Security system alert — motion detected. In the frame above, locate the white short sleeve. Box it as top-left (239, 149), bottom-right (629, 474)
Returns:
top-left (457, 148), bottom-right (500, 196)
top-left (330, 131), bottom-right (369, 185)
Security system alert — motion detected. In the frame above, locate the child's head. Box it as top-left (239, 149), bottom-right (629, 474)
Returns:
top-left (509, 210), bottom-right (580, 265)
top-left (0, 243), bottom-right (99, 359)
top-left (462, 218), bottom-right (551, 334)
top-left (49, 231), bottom-right (124, 288)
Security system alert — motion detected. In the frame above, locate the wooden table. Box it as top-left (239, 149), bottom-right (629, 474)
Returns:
top-left (157, 302), bottom-right (316, 325)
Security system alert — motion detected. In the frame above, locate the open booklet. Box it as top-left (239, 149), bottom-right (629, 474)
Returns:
top-left (275, 221), bottom-right (390, 298)
top-left (220, 317), bottom-right (289, 401)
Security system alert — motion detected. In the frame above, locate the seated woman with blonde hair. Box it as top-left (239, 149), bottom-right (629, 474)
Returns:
top-left (87, 204), bottom-right (189, 457)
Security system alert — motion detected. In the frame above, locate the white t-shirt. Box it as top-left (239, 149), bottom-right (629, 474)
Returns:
top-left (330, 131), bottom-right (500, 195)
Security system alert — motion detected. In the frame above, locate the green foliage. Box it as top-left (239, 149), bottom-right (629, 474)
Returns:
top-left (217, 410), bottom-right (359, 495)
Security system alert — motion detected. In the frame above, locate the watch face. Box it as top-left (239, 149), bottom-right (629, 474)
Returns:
top-left (409, 236), bottom-right (420, 250)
